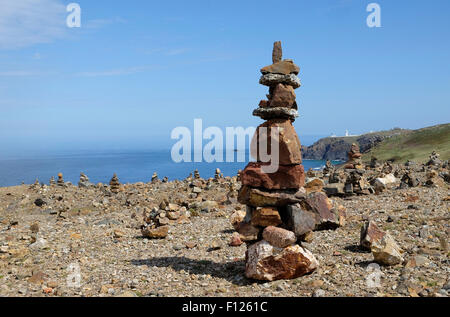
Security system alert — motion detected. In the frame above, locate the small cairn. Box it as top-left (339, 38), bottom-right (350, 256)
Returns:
top-left (78, 172), bottom-right (92, 188)
top-left (427, 151), bottom-right (442, 167)
top-left (236, 42), bottom-right (345, 281)
top-left (109, 173), bottom-right (120, 194)
top-left (214, 168), bottom-right (222, 180)
top-left (323, 160), bottom-right (334, 176)
top-left (344, 143), bottom-right (363, 169)
top-left (151, 172), bottom-right (159, 183)
top-left (194, 169), bottom-right (200, 180)
top-left (49, 176), bottom-right (56, 186)
top-left (57, 173), bottom-right (65, 186)
top-left (141, 207), bottom-right (169, 239)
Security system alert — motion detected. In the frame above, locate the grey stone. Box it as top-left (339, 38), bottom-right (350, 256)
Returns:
top-left (259, 73), bottom-right (301, 89)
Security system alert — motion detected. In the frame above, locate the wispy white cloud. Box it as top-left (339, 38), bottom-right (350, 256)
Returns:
top-left (75, 66), bottom-right (152, 77)
top-left (0, 70), bottom-right (41, 77)
top-left (84, 17), bottom-right (126, 29)
top-left (0, 0), bottom-right (67, 50)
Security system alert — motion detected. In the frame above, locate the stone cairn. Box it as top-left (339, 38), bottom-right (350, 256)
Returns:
top-left (57, 173), bottom-right (65, 186)
top-left (49, 176), bottom-right (56, 186)
top-left (344, 143), bottom-right (363, 169)
top-left (109, 173), bottom-right (120, 194)
top-left (78, 172), bottom-right (92, 188)
top-left (151, 172), bottom-right (159, 183)
top-left (236, 42), bottom-right (345, 281)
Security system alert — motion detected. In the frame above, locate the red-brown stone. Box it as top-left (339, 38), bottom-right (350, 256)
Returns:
top-left (269, 83), bottom-right (296, 108)
top-left (241, 162), bottom-right (305, 190)
top-left (251, 119), bottom-right (302, 165)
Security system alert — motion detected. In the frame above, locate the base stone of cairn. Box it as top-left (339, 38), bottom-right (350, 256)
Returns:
top-left (237, 42), bottom-right (345, 281)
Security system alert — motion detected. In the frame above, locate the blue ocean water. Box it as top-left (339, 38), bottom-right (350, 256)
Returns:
top-left (0, 149), bottom-right (331, 187)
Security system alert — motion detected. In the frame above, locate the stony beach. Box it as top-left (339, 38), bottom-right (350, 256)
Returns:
top-left (0, 159), bottom-right (448, 297)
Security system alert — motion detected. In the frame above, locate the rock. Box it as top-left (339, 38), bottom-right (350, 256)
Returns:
top-left (30, 223), bottom-right (39, 234)
top-left (245, 241), bottom-right (318, 281)
top-left (34, 198), bottom-right (46, 207)
top-left (323, 183), bottom-right (345, 196)
top-left (141, 225), bottom-right (169, 239)
top-left (230, 209), bottom-right (247, 230)
top-left (304, 178), bottom-right (324, 194)
top-left (238, 185), bottom-right (305, 207)
top-left (251, 207), bottom-right (282, 227)
top-left (151, 172), bottom-right (159, 183)
top-left (272, 41), bottom-right (282, 64)
top-left (284, 192), bottom-right (344, 239)
top-left (259, 73), bottom-right (301, 89)
top-left (229, 232), bottom-right (243, 247)
top-left (360, 220), bottom-right (386, 250)
top-left (371, 233), bottom-right (404, 266)
top-left (262, 226), bottom-right (296, 248)
top-left (113, 230), bottom-right (124, 239)
top-left (405, 255), bottom-right (429, 268)
top-left (241, 162), bottom-right (305, 190)
top-left (237, 223), bottom-right (260, 242)
top-left (269, 83), bottom-right (296, 108)
top-left (253, 107), bottom-right (299, 121)
top-left (261, 60), bottom-right (300, 76)
top-left (29, 237), bottom-right (48, 250)
top-left (251, 119), bottom-right (303, 165)
top-left (200, 200), bottom-right (218, 213)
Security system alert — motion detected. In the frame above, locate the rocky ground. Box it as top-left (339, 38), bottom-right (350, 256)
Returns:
top-left (0, 169), bottom-right (449, 297)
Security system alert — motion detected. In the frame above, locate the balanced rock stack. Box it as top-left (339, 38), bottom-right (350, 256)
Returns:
top-left (236, 42), bottom-right (345, 281)
top-left (78, 172), bottom-right (92, 188)
top-left (57, 173), bottom-right (65, 186)
top-left (109, 173), bottom-right (121, 194)
top-left (344, 143), bottom-right (363, 169)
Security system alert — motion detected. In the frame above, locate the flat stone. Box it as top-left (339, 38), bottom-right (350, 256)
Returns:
top-left (245, 241), bottom-right (318, 281)
top-left (250, 119), bottom-right (303, 165)
top-left (261, 60), bottom-right (300, 75)
top-left (262, 226), bottom-right (296, 248)
top-left (241, 162), bottom-right (305, 190)
top-left (253, 107), bottom-right (299, 121)
top-left (141, 225), bottom-right (169, 239)
top-left (260, 73), bottom-right (301, 89)
top-left (238, 185), bottom-right (306, 207)
top-left (251, 207), bottom-right (282, 227)
top-left (323, 183), bottom-right (345, 196)
top-left (304, 178), bottom-right (324, 194)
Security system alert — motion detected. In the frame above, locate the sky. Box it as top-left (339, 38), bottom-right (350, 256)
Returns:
top-left (0, 0), bottom-right (449, 156)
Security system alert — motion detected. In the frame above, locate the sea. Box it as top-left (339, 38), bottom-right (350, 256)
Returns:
top-left (0, 149), bottom-right (336, 188)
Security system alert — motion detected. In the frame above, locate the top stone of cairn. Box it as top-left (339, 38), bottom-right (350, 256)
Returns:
top-left (272, 41), bottom-right (282, 63)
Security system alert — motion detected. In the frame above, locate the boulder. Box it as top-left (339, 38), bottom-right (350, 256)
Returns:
top-left (371, 233), bottom-right (404, 266)
top-left (251, 119), bottom-right (303, 165)
top-left (241, 162), bottom-right (305, 190)
top-left (323, 183), bottom-right (345, 196)
top-left (304, 178), bottom-right (324, 194)
top-left (262, 226), bottom-right (296, 248)
top-left (230, 209), bottom-right (247, 230)
top-left (245, 241), bottom-right (318, 281)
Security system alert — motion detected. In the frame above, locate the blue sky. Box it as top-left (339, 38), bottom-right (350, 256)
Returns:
top-left (0, 0), bottom-right (449, 155)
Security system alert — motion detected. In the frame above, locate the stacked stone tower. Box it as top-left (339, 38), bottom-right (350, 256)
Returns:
top-left (237, 42), bottom-right (345, 281)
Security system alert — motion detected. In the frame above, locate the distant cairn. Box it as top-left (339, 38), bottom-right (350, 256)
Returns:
top-left (78, 172), bottom-right (92, 188)
top-left (57, 173), bottom-right (65, 186)
top-left (109, 173), bottom-right (121, 193)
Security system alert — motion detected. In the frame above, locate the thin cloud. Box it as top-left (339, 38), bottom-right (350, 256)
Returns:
top-left (0, 0), bottom-right (67, 50)
top-left (75, 66), bottom-right (152, 77)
